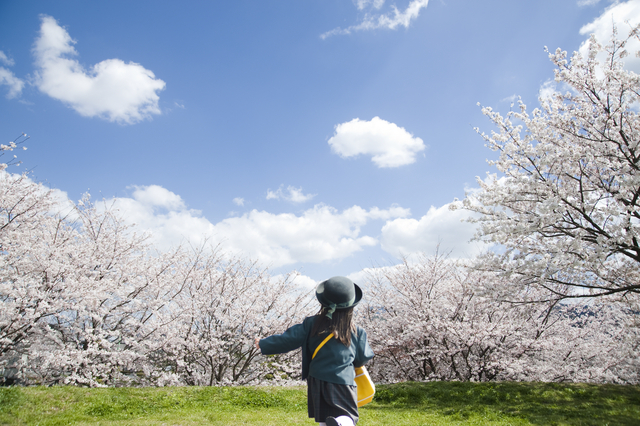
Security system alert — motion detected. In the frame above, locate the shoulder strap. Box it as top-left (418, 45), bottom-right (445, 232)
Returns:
top-left (312, 333), bottom-right (334, 359)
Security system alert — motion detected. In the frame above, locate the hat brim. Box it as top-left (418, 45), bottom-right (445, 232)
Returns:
top-left (316, 283), bottom-right (363, 309)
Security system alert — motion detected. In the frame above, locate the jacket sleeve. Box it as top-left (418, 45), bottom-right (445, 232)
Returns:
top-left (259, 321), bottom-right (308, 356)
top-left (353, 327), bottom-right (375, 368)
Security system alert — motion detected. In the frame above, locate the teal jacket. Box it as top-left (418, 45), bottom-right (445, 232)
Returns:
top-left (259, 316), bottom-right (374, 386)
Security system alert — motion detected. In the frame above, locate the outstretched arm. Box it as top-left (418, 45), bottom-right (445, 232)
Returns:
top-left (259, 321), bottom-right (309, 356)
top-left (354, 328), bottom-right (375, 367)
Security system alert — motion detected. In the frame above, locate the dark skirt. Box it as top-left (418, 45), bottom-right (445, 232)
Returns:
top-left (307, 375), bottom-right (359, 424)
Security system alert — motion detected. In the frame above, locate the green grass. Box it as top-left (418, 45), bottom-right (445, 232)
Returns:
top-left (1, 381), bottom-right (639, 425)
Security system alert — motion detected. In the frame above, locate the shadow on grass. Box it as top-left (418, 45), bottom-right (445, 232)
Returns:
top-left (370, 381), bottom-right (640, 426)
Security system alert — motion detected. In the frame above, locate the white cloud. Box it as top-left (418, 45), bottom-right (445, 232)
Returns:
top-left (328, 116), bottom-right (425, 168)
top-left (233, 197), bottom-right (245, 206)
top-left (0, 170), bottom-right (75, 218)
top-left (0, 51), bottom-right (24, 99)
top-left (578, 0), bottom-right (603, 5)
top-left (285, 273), bottom-right (318, 291)
top-left (104, 184), bottom-right (411, 267)
top-left (7, 175), bottom-right (485, 276)
top-left (130, 185), bottom-right (186, 210)
top-left (537, 79), bottom-right (574, 104)
top-left (345, 269), bottom-right (372, 288)
top-left (321, 0), bottom-right (429, 39)
top-left (32, 15), bottom-right (166, 124)
top-left (0, 51), bottom-right (15, 66)
top-left (355, 0), bottom-right (385, 10)
top-left (0, 68), bottom-right (24, 99)
top-left (538, 79), bottom-right (558, 102)
top-left (578, 0), bottom-right (640, 73)
top-left (210, 204), bottom-right (409, 267)
top-left (501, 94), bottom-right (518, 104)
top-left (346, 265), bottom-right (392, 288)
top-left (380, 202), bottom-right (486, 260)
top-left (537, 1), bottom-right (640, 105)
top-left (106, 186), bottom-right (213, 250)
top-left (266, 185), bottom-right (316, 203)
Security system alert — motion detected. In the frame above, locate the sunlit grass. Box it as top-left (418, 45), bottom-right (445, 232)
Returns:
top-left (1, 381), bottom-right (639, 425)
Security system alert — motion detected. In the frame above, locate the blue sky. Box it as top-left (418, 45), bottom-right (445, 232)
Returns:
top-left (1, 0), bottom-right (639, 286)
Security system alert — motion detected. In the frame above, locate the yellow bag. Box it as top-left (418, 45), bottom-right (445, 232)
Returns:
top-left (312, 333), bottom-right (375, 407)
top-left (354, 365), bottom-right (375, 407)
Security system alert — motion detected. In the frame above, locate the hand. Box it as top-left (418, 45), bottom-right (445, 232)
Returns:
top-left (254, 337), bottom-right (260, 350)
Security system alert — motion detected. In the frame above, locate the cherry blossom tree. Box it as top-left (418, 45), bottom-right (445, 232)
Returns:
top-left (1, 163), bottom-right (313, 386)
top-left (158, 247), bottom-right (312, 386)
top-left (461, 28), bottom-right (640, 302)
top-left (0, 187), bottom-right (179, 386)
top-left (35, 202), bottom-right (184, 386)
top-left (3, 166), bottom-right (636, 385)
top-left (0, 172), bottom-right (60, 359)
top-left (360, 253), bottom-right (638, 384)
top-left (0, 133), bottom-right (28, 172)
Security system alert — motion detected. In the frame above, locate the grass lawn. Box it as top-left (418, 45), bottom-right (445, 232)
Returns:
top-left (1, 381), bottom-right (639, 425)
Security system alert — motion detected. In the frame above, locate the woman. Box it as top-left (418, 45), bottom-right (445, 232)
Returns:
top-left (255, 276), bottom-right (374, 426)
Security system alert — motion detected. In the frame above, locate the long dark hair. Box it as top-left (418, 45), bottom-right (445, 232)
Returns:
top-left (310, 306), bottom-right (356, 347)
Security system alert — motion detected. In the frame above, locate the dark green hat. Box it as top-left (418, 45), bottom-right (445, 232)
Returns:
top-left (316, 276), bottom-right (362, 318)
